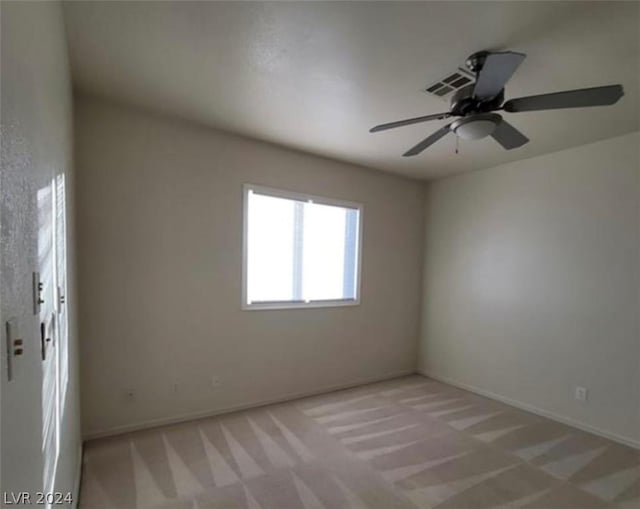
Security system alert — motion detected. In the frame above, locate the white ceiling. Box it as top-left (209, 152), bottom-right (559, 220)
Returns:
top-left (63, 1), bottom-right (640, 180)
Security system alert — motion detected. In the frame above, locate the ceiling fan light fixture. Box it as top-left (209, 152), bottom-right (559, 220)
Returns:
top-left (451, 114), bottom-right (501, 140)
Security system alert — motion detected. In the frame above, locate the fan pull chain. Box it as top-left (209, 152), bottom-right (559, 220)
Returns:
top-left (455, 135), bottom-right (459, 154)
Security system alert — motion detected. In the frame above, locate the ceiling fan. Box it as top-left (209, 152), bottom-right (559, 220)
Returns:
top-left (370, 51), bottom-right (624, 157)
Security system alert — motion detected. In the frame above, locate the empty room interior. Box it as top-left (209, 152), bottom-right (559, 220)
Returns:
top-left (2, 1), bottom-right (640, 508)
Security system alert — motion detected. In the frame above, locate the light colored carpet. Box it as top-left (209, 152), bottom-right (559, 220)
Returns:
top-left (79, 375), bottom-right (639, 509)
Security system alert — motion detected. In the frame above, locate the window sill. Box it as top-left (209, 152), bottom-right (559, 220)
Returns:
top-left (242, 299), bottom-right (360, 311)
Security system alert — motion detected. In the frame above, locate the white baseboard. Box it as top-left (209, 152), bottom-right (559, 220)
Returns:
top-left (419, 369), bottom-right (639, 450)
top-left (72, 444), bottom-right (83, 509)
top-left (83, 369), bottom-right (416, 440)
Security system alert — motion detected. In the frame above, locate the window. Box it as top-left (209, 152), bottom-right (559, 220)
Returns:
top-left (243, 185), bottom-right (362, 309)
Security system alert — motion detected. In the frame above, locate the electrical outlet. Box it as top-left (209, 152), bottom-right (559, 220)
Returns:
top-left (575, 386), bottom-right (588, 402)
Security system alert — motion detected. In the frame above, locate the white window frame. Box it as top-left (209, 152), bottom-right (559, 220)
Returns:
top-left (242, 184), bottom-right (363, 311)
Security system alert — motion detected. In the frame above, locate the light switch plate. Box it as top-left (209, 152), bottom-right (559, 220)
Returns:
top-left (5, 318), bottom-right (19, 382)
top-left (33, 271), bottom-right (42, 315)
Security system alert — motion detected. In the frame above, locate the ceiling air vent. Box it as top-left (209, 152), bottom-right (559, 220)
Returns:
top-left (424, 68), bottom-right (475, 102)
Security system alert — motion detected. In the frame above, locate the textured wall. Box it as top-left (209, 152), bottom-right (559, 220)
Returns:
top-left (75, 95), bottom-right (425, 438)
top-left (1, 0), bottom-right (81, 501)
top-left (419, 132), bottom-right (640, 446)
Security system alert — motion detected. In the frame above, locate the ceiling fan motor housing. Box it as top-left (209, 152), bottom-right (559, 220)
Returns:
top-left (450, 84), bottom-right (504, 116)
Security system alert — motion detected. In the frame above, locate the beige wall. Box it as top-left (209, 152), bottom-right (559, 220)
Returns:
top-left (75, 94), bottom-right (425, 438)
top-left (1, 0), bottom-right (81, 501)
top-left (419, 132), bottom-right (640, 446)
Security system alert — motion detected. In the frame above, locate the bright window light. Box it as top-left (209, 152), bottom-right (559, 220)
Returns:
top-left (244, 185), bottom-right (361, 309)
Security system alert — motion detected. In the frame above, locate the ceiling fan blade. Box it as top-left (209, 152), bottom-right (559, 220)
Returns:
top-left (503, 85), bottom-right (624, 112)
top-left (402, 125), bottom-right (451, 157)
top-left (491, 119), bottom-right (529, 150)
top-left (370, 112), bottom-right (450, 133)
top-left (473, 51), bottom-right (526, 101)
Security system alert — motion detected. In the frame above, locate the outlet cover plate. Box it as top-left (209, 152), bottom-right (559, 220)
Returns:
top-left (575, 386), bottom-right (588, 402)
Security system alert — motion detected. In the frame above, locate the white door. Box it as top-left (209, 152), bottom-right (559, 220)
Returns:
top-left (54, 174), bottom-right (69, 417)
top-left (37, 178), bottom-right (60, 499)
